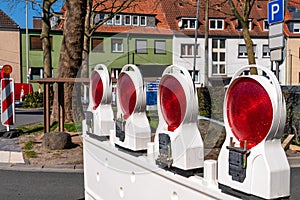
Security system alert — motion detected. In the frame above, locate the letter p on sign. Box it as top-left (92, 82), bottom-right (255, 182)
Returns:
top-left (268, 0), bottom-right (284, 25)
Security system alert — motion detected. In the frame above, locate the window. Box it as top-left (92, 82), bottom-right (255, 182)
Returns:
top-left (30, 35), bottom-right (52, 50)
top-left (248, 19), bottom-right (253, 30)
top-left (181, 44), bottom-right (199, 57)
top-left (111, 39), bottom-right (123, 52)
top-left (140, 16), bottom-right (147, 26)
top-left (238, 44), bottom-right (256, 57)
top-left (209, 19), bottom-right (224, 30)
top-left (132, 16), bottom-right (139, 26)
top-left (124, 15), bottom-right (131, 25)
top-left (30, 67), bottom-right (43, 80)
top-left (91, 38), bottom-right (104, 52)
top-left (294, 23), bottom-right (300, 33)
top-left (106, 14), bottom-right (113, 25)
top-left (188, 70), bottom-right (200, 83)
top-left (136, 40), bottom-right (147, 54)
top-left (154, 40), bottom-right (166, 54)
top-left (181, 18), bottom-right (196, 29)
top-left (94, 13), bottom-right (105, 24)
top-left (236, 19), bottom-right (252, 30)
top-left (212, 39), bottom-right (226, 75)
top-left (115, 15), bottom-right (122, 25)
top-left (263, 19), bottom-right (269, 31)
top-left (262, 45), bottom-right (270, 57)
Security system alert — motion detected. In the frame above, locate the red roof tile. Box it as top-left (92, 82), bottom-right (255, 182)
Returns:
top-left (0, 9), bottom-right (19, 29)
top-left (284, 0), bottom-right (300, 37)
top-left (58, 0), bottom-right (270, 37)
top-left (160, 0), bottom-right (269, 37)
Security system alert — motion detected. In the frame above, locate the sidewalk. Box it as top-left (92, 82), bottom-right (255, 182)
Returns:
top-left (0, 137), bottom-right (24, 164)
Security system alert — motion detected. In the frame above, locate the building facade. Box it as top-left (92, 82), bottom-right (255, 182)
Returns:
top-left (0, 9), bottom-right (21, 82)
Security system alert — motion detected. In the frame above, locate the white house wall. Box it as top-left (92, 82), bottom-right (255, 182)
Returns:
top-left (173, 35), bottom-right (205, 85)
top-left (173, 35), bottom-right (286, 85)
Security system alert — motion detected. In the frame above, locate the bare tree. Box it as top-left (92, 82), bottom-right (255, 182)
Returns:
top-left (41, 0), bottom-right (59, 78)
top-left (1, 0), bottom-right (64, 78)
top-left (81, 0), bottom-right (137, 79)
top-left (52, 0), bottom-right (148, 124)
top-left (51, 0), bottom-right (86, 123)
top-left (210, 0), bottom-right (257, 74)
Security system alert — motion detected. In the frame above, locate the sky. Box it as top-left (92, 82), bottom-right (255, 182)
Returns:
top-left (0, 0), bottom-right (64, 29)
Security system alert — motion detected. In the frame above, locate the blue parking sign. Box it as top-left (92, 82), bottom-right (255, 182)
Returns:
top-left (268, 0), bottom-right (284, 24)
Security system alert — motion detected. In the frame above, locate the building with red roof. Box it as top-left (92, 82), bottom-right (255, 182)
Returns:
top-left (0, 9), bottom-right (21, 82)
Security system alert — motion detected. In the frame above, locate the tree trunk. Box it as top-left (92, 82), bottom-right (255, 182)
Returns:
top-left (51, 0), bottom-right (87, 124)
top-left (41, 0), bottom-right (56, 78)
top-left (242, 24), bottom-right (258, 75)
top-left (81, 0), bottom-right (92, 79)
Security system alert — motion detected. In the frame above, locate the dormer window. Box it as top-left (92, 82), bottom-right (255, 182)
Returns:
top-left (106, 15), bottom-right (113, 25)
top-left (124, 15), bottom-right (131, 25)
top-left (93, 13), bottom-right (105, 24)
top-left (236, 19), bottom-right (252, 30)
top-left (102, 14), bottom-right (150, 27)
top-left (209, 19), bottom-right (224, 30)
top-left (132, 15), bottom-right (139, 26)
top-left (140, 16), bottom-right (147, 26)
top-left (115, 15), bottom-right (122, 25)
top-left (180, 18), bottom-right (197, 29)
top-left (293, 23), bottom-right (300, 33)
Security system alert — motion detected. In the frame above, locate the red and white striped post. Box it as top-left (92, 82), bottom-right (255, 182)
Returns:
top-left (0, 65), bottom-right (14, 131)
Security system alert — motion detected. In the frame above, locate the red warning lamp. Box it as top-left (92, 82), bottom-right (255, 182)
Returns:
top-left (1, 65), bottom-right (12, 78)
top-left (218, 65), bottom-right (290, 199)
top-left (117, 72), bottom-right (137, 119)
top-left (159, 75), bottom-right (186, 131)
top-left (85, 64), bottom-right (114, 137)
top-left (114, 64), bottom-right (151, 151)
top-left (2, 65), bottom-right (12, 74)
top-left (155, 65), bottom-right (204, 170)
top-left (226, 77), bottom-right (273, 149)
top-left (91, 71), bottom-right (103, 110)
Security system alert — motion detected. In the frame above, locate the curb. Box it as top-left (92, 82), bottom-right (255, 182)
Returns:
top-left (288, 157), bottom-right (300, 168)
top-left (0, 163), bottom-right (83, 173)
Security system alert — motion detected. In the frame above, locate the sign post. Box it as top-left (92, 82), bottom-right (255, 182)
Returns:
top-left (268, 0), bottom-right (285, 80)
top-left (268, 0), bottom-right (284, 24)
top-left (0, 65), bottom-right (14, 131)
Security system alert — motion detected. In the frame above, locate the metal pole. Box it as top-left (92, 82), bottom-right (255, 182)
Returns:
top-left (204, 0), bottom-right (209, 86)
top-left (127, 33), bottom-right (130, 64)
top-left (275, 61), bottom-right (279, 80)
top-left (26, 0), bottom-right (29, 84)
top-left (193, 0), bottom-right (201, 83)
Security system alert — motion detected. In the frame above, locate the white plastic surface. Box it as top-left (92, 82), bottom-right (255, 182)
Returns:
top-left (83, 134), bottom-right (239, 200)
top-left (86, 64), bottom-right (114, 136)
top-left (218, 65), bottom-right (290, 199)
top-left (155, 65), bottom-right (204, 170)
top-left (113, 64), bottom-right (151, 151)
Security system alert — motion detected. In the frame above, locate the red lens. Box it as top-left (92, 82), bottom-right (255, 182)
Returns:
top-left (91, 71), bottom-right (103, 110)
top-left (226, 77), bottom-right (273, 149)
top-left (117, 73), bottom-right (136, 119)
top-left (159, 75), bottom-right (186, 131)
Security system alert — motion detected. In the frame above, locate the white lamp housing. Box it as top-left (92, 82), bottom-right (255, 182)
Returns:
top-left (113, 64), bottom-right (151, 151)
top-left (83, 64), bottom-right (114, 137)
top-left (218, 65), bottom-right (290, 199)
top-left (154, 65), bottom-right (204, 170)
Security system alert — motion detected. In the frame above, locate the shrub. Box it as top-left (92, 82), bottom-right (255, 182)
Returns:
top-left (22, 91), bottom-right (44, 108)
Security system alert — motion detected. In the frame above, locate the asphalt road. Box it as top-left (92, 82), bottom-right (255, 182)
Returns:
top-left (0, 109), bottom-right (43, 130)
top-left (0, 167), bottom-right (299, 199)
top-left (0, 170), bottom-right (84, 200)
